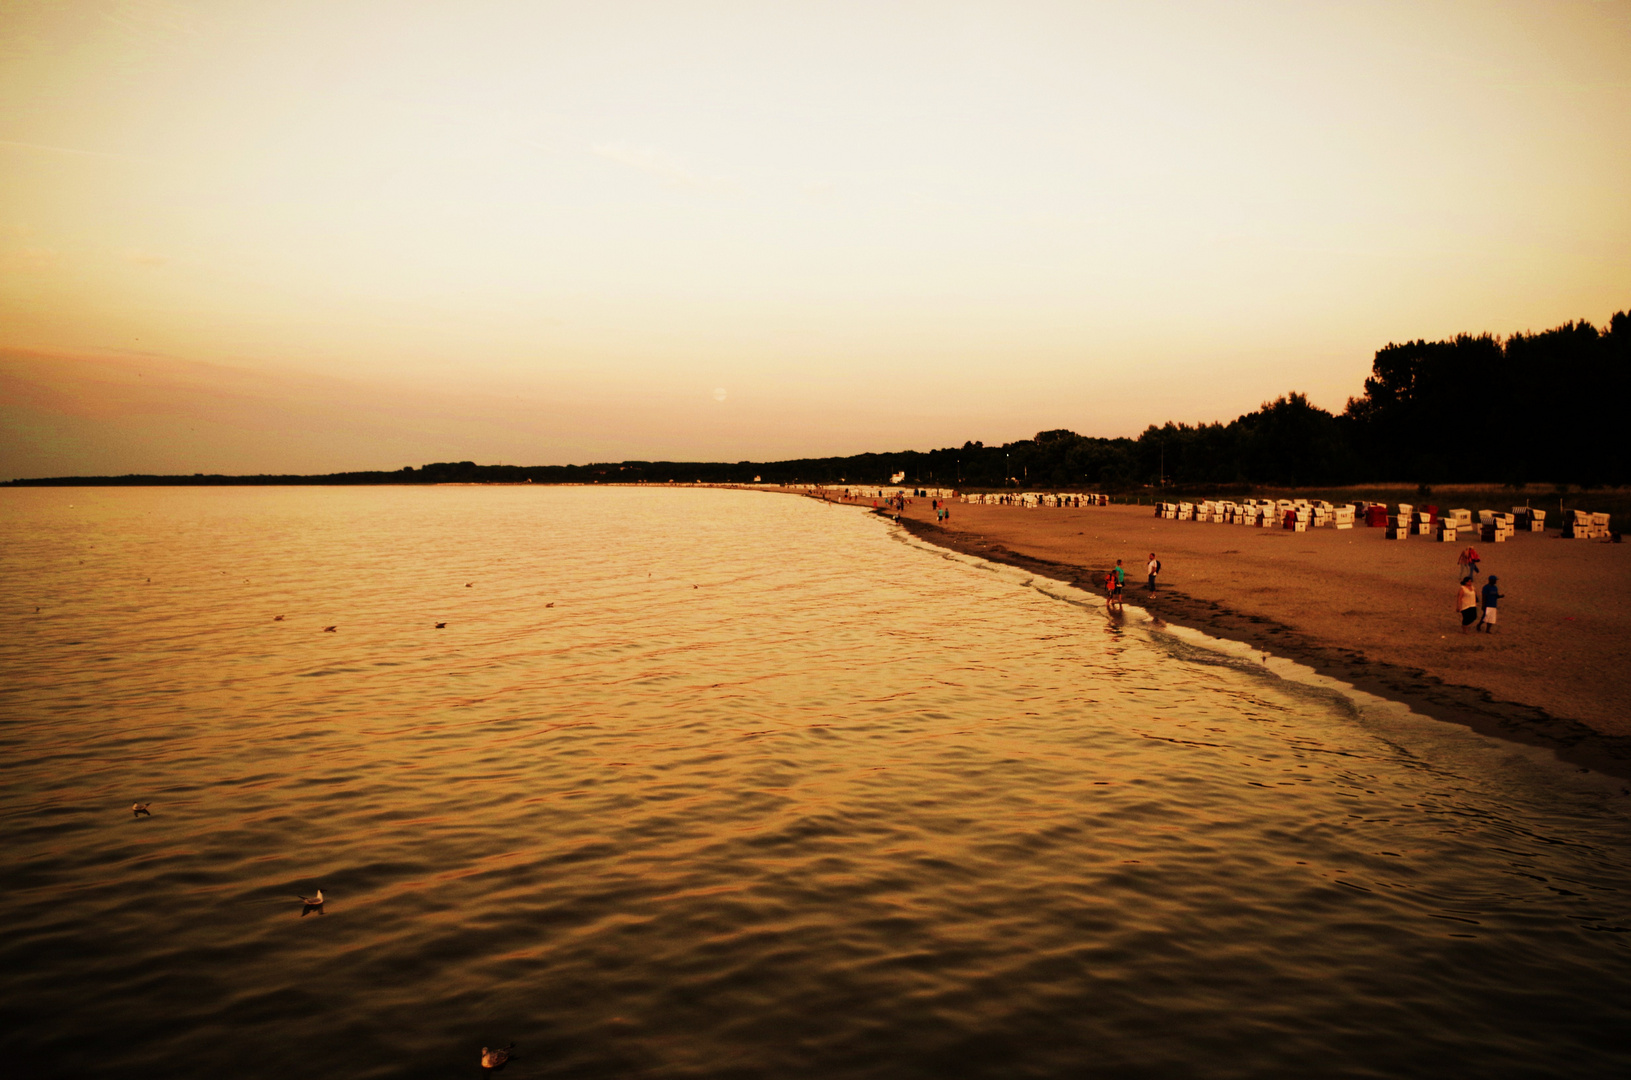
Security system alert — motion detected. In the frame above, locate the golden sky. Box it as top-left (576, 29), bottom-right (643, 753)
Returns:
top-left (3, 1), bottom-right (1628, 476)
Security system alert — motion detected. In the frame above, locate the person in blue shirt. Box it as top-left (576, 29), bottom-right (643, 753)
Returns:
top-left (1478, 575), bottom-right (1504, 633)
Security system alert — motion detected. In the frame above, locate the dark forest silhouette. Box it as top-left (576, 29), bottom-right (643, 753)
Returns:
top-left (9, 311), bottom-right (1627, 489)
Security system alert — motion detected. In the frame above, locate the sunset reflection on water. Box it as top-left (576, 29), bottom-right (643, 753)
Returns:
top-left (2, 486), bottom-right (1628, 1079)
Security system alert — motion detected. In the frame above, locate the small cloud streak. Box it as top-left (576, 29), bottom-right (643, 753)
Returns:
top-left (3, 246), bottom-right (58, 266)
top-left (102, 0), bottom-right (200, 50)
top-left (0, 139), bottom-right (145, 161)
top-left (591, 142), bottom-right (738, 192)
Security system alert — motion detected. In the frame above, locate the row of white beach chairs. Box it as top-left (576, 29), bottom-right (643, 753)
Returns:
top-left (1153, 498), bottom-right (1355, 532)
top-left (963, 492), bottom-right (1111, 508)
top-left (1561, 509), bottom-right (1611, 539)
top-left (1383, 505), bottom-right (1560, 543)
top-left (1152, 498), bottom-right (1587, 543)
top-left (947, 489), bottom-right (1607, 540)
top-left (1385, 506), bottom-right (1486, 542)
top-left (820, 486), bottom-right (947, 500)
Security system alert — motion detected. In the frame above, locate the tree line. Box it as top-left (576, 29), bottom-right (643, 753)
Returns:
top-left (8, 311), bottom-right (1625, 490)
top-left (940, 309), bottom-right (1630, 490)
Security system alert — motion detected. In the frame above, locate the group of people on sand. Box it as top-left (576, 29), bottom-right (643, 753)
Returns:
top-left (1455, 545), bottom-right (1503, 634)
top-left (1094, 541), bottom-right (1508, 634)
top-left (1103, 553), bottom-right (1161, 611)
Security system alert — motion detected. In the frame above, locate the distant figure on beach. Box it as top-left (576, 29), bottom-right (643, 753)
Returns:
top-left (1457, 578), bottom-right (1478, 634)
top-left (1112, 559), bottom-right (1126, 610)
top-left (1478, 576), bottom-right (1503, 633)
top-left (1147, 552), bottom-right (1160, 592)
top-left (1458, 546), bottom-right (1481, 580)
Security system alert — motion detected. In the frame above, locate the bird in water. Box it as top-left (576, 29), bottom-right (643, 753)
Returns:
top-left (273, 615), bottom-right (285, 621)
top-left (435, 622), bottom-right (446, 628)
top-left (297, 889), bottom-right (324, 916)
top-left (481, 1043), bottom-right (514, 1071)
top-left (466, 582), bottom-right (473, 588)
top-left (132, 803), bottom-right (151, 817)
top-left (323, 626), bottom-right (337, 633)
top-left (545, 602), bottom-right (554, 608)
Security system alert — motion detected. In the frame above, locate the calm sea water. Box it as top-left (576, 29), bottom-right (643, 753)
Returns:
top-left (2, 486), bottom-right (1628, 1079)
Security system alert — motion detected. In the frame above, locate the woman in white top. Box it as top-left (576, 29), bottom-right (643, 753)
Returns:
top-left (1457, 578), bottom-right (1478, 633)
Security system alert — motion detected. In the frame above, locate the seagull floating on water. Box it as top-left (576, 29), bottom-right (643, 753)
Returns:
top-left (273, 615), bottom-right (285, 621)
top-left (466, 582), bottom-right (473, 588)
top-left (132, 803), bottom-right (150, 817)
top-left (323, 626), bottom-right (337, 633)
top-left (435, 622), bottom-right (446, 629)
top-left (297, 889), bottom-right (324, 916)
top-left (481, 1043), bottom-right (514, 1070)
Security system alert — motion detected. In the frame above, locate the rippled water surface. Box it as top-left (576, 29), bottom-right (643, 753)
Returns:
top-left (2, 486), bottom-right (1629, 1079)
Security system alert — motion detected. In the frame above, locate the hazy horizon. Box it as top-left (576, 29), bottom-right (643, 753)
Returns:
top-left (4, 1), bottom-right (1628, 478)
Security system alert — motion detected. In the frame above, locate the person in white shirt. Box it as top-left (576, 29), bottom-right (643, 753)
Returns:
top-left (1457, 578), bottom-right (1478, 633)
top-left (1146, 553), bottom-right (1161, 592)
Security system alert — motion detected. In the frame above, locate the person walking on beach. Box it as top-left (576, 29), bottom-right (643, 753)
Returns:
top-left (1458, 546), bottom-right (1481, 580)
top-left (1112, 559), bottom-right (1126, 610)
top-left (1478, 575), bottom-right (1504, 633)
top-left (1146, 552), bottom-right (1160, 592)
top-left (1457, 578), bottom-right (1478, 634)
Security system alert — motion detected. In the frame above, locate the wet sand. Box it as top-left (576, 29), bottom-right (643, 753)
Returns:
top-left (806, 492), bottom-right (1631, 778)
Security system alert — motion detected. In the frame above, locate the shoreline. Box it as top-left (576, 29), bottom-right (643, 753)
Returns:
top-left (801, 491), bottom-right (1631, 781)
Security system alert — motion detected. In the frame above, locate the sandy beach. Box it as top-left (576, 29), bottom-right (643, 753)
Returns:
top-left (809, 491), bottom-right (1631, 776)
